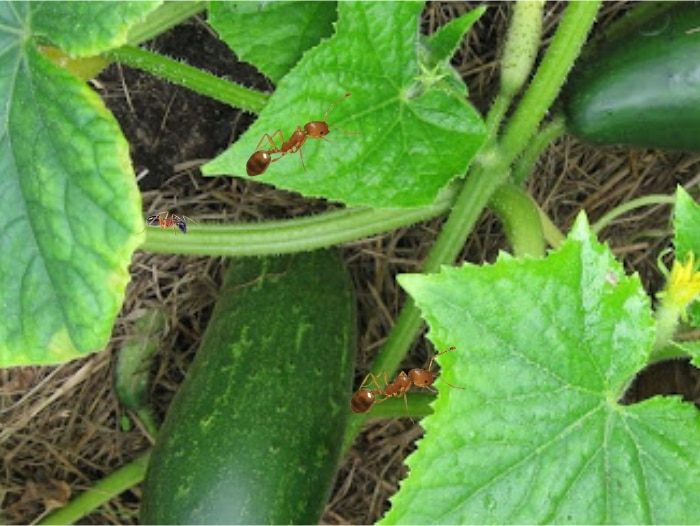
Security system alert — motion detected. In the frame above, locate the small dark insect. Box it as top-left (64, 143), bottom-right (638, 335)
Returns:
top-left (350, 346), bottom-right (464, 420)
top-left (141, 211), bottom-right (193, 234)
top-left (246, 92), bottom-right (359, 176)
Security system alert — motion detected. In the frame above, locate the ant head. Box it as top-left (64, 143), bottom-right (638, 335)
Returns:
top-left (304, 121), bottom-right (330, 138)
top-left (409, 368), bottom-right (435, 388)
top-left (175, 220), bottom-right (187, 234)
top-left (146, 215), bottom-right (158, 224)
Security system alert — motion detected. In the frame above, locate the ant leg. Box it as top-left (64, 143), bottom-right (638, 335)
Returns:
top-left (429, 371), bottom-right (465, 391)
top-left (358, 372), bottom-right (384, 392)
top-left (377, 371), bottom-right (391, 391)
top-left (372, 392), bottom-right (391, 405)
top-left (298, 147), bottom-right (308, 173)
top-left (254, 130), bottom-right (284, 153)
top-left (357, 372), bottom-right (374, 390)
top-left (401, 393), bottom-right (414, 422)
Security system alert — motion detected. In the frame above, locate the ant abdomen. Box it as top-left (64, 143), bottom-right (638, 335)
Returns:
top-left (350, 389), bottom-right (376, 413)
top-left (246, 150), bottom-right (272, 176)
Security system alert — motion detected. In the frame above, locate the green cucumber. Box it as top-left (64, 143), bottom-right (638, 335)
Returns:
top-left (140, 250), bottom-right (356, 524)
top-left (562, 5), bottom-right (700, 151)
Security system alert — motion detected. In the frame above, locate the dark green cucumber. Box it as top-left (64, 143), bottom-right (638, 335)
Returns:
top-left (563, 5), bottom-right (700, 151)
top-left (140, 250), bottom-right (355, 524)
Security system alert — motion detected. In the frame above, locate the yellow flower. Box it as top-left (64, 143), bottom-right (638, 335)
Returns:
top-left (661, 252), bottom-right (700, 316)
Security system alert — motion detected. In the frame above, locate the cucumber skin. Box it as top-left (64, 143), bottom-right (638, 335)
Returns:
top-left (140, 250), bottom-right (356, 524)
top-left (563, 5), bottom-right (700, 151)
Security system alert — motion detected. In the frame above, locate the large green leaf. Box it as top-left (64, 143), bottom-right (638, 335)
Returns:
top-left (674, 186), bottom-right (700, 261)
top-left (203, 1), bottom-right (487, 208)
top-left (672, 187), bottom-right (700, 326)
top-left (33, 1), bottom-right (161, 56)
top-left (388, 214), bottom-right (700, 523)
top-left (207, 1), bottom-right (337, 84)
top-left (0, 2), bottom-right (144, 366)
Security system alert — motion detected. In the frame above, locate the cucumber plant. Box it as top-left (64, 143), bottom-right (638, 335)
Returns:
top-left (4, 1), bottom-right (700, 524)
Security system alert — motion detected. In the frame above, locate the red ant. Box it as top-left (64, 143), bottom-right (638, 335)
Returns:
top-left (140, 211), bottom-right (194, 234)
top-left (350, 346), bottom-right (464, 420)
top-left (246, 92), bottom-right (359, 176)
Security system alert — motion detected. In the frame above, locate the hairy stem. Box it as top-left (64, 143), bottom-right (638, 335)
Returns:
top-left (343, 0), bottom-right (602, 451)
top-left (498, 2), bottom-right (601, 167)
top-left (489, 182), bottom-right (546, 258)
top-left (38, 451), bottom-right (151, 525)
top-left (106, 45), bottom-right (269, 114)
top-left (140, 185), bottom-right (457, 255)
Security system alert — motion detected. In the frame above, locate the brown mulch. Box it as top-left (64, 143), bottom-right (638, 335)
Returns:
top-left (3, 3), bottom-right (700, 524)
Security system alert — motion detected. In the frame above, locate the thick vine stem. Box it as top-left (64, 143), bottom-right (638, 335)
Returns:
top-left (498, 2), bottom-right (602, 167)
top-left (344, 1), bottom-right (602, 451)
top-left (106, 45), bottom-right (269, 114)
top-left (511, 115), bottom-right (566, 185)
top-left (486, 1), bottom-right (544, 139)
top-left (140, 184), bottom-right (458, 255)
top-left (37, 451), bottom-right (151, 525)
top-left (489, 182), bottom-right (546, 258)
top-left (592, 195), bottom-right (676, 234)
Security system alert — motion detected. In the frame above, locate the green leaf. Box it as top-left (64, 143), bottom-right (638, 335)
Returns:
top-left (0, 3), bottom-right (143, 366)
top-left (389, 214), bottom-right (700, 523)
top-left (32, 1), bottom-right (162, 56)
top-left (202, 1), bottom-right (487, 208)
top-left (207, 1), bottom-right (337, 84)
top-left (114, 310), bottom-right (164, 438)
top-left (673, 186), bottom-right (700, 263)
top-left (423, 5), bottom-right (486, 67)
top-left (670, 341), bottom-right (700, 369)
top-left (672, 186), bottom-right (700, 325)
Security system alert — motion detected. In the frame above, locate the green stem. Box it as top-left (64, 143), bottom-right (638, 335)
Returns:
top-left (591, 194), bottom-right (676, 234)
top-left (343, 152), bottom-right (512, 450)
top-left (498, 1), bottom-right (601, 167)
top-left (489, 182), bottom-right (546, 258)
top-left (538, 205), bottom-right (566, 248)
top-left (485, 1), bottom-right (544, 139)
top-left (105, 45), bottom-right (269, 114)
top-left (652, 301), bottom-right (682, 355)
top-left (141, 186), bottom-right (457, 255)
top-left (511, 115), bottom-right (567, 185)
top-left (38, 451), bottom-right (151, 525)
top-left (343, 1), bottom-right (602, 451)
top-left (365, 393), bottom-right (434, 419)
top-left (484, 93), bottom-right (511, 140)
top-left (127, 2), bottom-right (206, 46)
